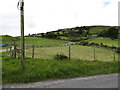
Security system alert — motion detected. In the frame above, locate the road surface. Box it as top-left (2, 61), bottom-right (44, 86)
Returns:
top-left (3, 73), bottom-right (119, 88)
top-left (0, 49), bottom-right (9, 52)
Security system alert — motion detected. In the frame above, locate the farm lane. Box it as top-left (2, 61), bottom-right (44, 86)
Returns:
top-left (3, 73), bottom-right (118, 88)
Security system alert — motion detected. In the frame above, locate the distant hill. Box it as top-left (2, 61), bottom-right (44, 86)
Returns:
top-left (30, 26), bottom-right (117, 35)
top-left (28, 26), bottom-right (118, 40)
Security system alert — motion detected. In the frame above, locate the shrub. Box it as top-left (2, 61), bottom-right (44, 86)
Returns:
top-left (116, 48), bottom-right (120, 54)
top-left (54, 54), bottom-right (68, 60)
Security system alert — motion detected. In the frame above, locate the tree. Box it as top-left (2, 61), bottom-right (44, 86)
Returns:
top-left (45, 32), bottom-right (57, 39)
top-left (57, 32), bottom-right (60, 36)
top-left (41, 33), bottom-right (45, 37)
top-left (28, 34), bottom-right (30, 36)
top-left (99, 27), bottom-right (119, 39)
top-left (106, 27), bottom-right (118, 39)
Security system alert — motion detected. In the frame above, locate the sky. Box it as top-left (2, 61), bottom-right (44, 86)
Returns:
top-left (0, 0), bottom-right (119, 36)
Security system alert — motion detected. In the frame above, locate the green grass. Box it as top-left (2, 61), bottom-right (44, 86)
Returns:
top-left (25, 45), bottom-right (118, 61)
top-left (89, 27), bottom-right (110, 34)
top-left (59, 36), bottom-right (69, 40)
top-left (85, 37), bottom-right (118, 47)
top-left (1, 35), bottom-right (20, 44)
top-left (24, 37), bottom-right (66, 47)
top-left (1, 35), bottom-right (67, 47)
top-left (2, 56), bottom-right (119, 84)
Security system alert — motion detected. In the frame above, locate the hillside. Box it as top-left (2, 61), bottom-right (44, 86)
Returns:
top-left (1, 35), bottom-right (67, 47)
top-left (29, 26), bottom-right (118, 41)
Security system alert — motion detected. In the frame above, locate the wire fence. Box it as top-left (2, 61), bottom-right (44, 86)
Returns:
top-left (6, 44), bottom-right (119, 61)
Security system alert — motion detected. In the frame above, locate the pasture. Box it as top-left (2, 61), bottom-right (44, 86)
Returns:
top-left (2, 35), bottom-right (119, 84)
top-left (24, 37), bottom-right (66, 46)
top-left (1, 36), bottom-right (67, 47)
top-left (25, 45), bottom-right (118, 61)
top-left (84, 37), bottom-right (118, 47)
top-left (89, 26), bottom-right (110, 34)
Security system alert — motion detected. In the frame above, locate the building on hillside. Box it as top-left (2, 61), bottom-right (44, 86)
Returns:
top-left (91, 34), bottom-right (98, 37)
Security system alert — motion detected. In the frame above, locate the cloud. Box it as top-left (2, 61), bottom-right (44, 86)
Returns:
top-left (0, 0), bottom-right (119, 36)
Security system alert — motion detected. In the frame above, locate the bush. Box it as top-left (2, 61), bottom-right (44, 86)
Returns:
top-left (116, 47), bottom-right (120, 54)
top-left (54, 54), bottom-right (68, 60)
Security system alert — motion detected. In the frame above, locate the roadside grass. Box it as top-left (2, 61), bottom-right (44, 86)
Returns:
top-left (25, 45), bottom-right (118, 61)
top-left (84, 37), bottom-right (118, 47)
top-left (2, 56), bottom-right (119, 84)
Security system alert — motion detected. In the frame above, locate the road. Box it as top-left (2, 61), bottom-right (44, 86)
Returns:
top-left (0, 49), bottom-right (9, 52)
top-left (3, 73), bottom-right (119, 88)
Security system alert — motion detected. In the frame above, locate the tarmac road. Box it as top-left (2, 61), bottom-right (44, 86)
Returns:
top-left (3, 73), bottom-right (119, 88)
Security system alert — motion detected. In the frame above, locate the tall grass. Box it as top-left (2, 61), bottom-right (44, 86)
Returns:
top-left (2, 56), bottom-right (119, 84)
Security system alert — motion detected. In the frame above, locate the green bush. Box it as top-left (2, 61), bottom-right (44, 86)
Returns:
top-left (116, 47), bottom-right (120, 54)
top-left (54, 54), bottom-right (68, 60)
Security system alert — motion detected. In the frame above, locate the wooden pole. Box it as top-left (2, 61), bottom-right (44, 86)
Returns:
top-left (69, 45), bottom-right (71, 60)
top-left (10, 46), bottom-right (12, 57)
top-left (112, 45), bottom-right (115, 61)
top-left (19, 0), bottom-right (25, 69)
top-left (113, 51), bottom-right (115, 61)
top-left (6, 48), bottom-right (8, 52)
top-left (93, 46), bottom-right (96, 61)
top-left (32, 44), bottom-right (34, 58)
top-left (14, 43), bottom-right (17, 58)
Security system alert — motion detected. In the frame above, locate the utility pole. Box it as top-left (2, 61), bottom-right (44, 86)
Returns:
top-left (18, 0), bottom-right (25, 69)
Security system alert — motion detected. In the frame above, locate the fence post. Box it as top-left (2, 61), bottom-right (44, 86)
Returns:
top-left (32, 44), bottom-right (34, 58)
top-left (93, 46), bottom-right (96, 61)
top-left (69, 45), bottom-right (71, 60)
top-left (6, 48), bottom-right (8, 52)
top-left (112, 45), bottom-right (115, 61)
top-left (10, 46), bottom-right (12, 57)
top-left (113, 51), bottom-right (115, 61)
top-left (12, 43), bottom-right (17, 58)
top-left (14, 43), bottom-right (17, 58)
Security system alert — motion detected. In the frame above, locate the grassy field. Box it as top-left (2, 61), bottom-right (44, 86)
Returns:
top-left (2, 35), bottom-right (120, 84)
top-left (24, 37), bottom-right (66, 47)
top-left (1, 35), bottom-right (20, 44)
top-left (89, 27), bottom-right (110, 34)
top-left (1, 35), bottom-right (67, 47)
top-left (2, 55), bottom-right (119, 84)
top-left (25, 45), bottom-right (118, 61)
top-left (84, 37), bottom-right (118, 47)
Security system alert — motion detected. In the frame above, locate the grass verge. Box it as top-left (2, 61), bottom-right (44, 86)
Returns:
top-left (2, 56), bottom-right (119, 84)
